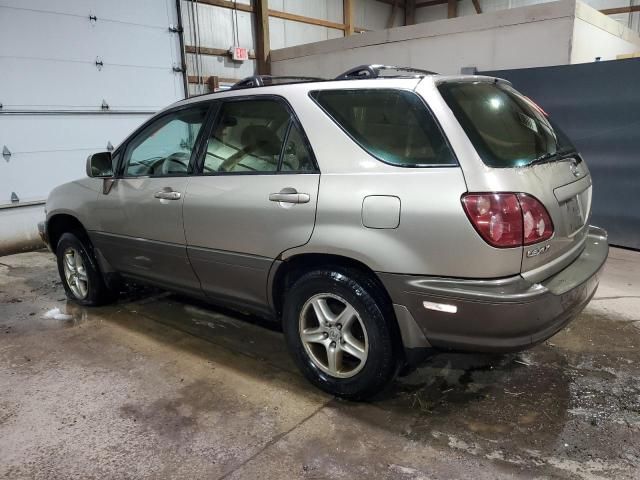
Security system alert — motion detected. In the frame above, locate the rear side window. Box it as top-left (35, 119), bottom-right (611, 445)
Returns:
top-left (310, 89), bottom-right (456, 167)
top-left (438, 81), bottom-right (575, 168)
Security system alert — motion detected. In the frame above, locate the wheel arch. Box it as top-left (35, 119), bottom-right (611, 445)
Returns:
top-left (47, 213), bottom-right (90, 251)
top-left (269, 252), bottom-right (405, 350)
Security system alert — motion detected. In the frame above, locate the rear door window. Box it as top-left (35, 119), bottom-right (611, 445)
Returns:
top-left (202, 98), bottom-right (316, 174)
top-left (310, 89), bottom-right (456, 167)
top-left (438, 81), bottom-right (575, 168)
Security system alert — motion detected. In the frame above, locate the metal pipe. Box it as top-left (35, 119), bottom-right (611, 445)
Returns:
top-left (176, 0), bottom-right (189, 98)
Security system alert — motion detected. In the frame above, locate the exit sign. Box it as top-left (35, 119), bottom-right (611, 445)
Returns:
top-left (232, 46), bottom-right (248, 61)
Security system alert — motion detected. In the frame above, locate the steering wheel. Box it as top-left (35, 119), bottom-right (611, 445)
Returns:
top-left (161, 152), bottom-right (190, 175)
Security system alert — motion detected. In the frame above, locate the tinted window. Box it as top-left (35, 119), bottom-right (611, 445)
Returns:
top-left (438, 82), bottom-right (575, 168)
top-left (281, 122), bottom-right (315, 172)
top-left (204, 99), bottom-right (290, 173)
top-left (123, 106), bottom-right (208, 177)
top-left (310, 89), bottom-right (455, 167)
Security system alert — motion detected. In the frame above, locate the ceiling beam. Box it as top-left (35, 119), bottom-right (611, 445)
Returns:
top-left (601, 5), bottom-right (640, 15)
top-left (376, 0), bottom-right (406, 6)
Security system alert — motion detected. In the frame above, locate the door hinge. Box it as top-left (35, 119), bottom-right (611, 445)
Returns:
top-left (2, 145), bottom-right (11, 161)
top-left (168, 24), bottom-right (183, 33)
top-left (95, 57), bottom-right (104, 70)
top-left (101, 99), bottom-right (109, 110)
top-left (89, 14), bottom-right (97, 23)
top-left (107, 141), bottom-right (114, 151)
top-left (11, 192), bottom-right (19, 204)
top-left (172, 65), bottom-right (185, 73)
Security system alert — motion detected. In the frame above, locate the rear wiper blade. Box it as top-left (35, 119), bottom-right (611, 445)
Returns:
top-left (528, 147), bottom-right (578, 167)
top-left (528, 152), bottom-right (557, 166)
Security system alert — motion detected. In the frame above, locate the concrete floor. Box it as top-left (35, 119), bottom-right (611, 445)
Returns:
top-left (1, 249), bottom-right (639, 479)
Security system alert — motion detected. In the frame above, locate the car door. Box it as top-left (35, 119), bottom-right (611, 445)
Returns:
top-left (183, 96), bottom-right (320, 313)
top-left (92, 104), bottom-right (210, 293)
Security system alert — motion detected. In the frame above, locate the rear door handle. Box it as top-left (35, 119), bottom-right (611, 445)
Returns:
top-left (269, 189), bottom-right (310, 204)
top-left (154, 190), bottom-right (181, 200)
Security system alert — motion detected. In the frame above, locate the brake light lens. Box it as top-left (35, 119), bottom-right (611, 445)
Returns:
top-left (461, 193), bottom-right (553, 248)
top-left (518, 193), bottom-right (554, 245)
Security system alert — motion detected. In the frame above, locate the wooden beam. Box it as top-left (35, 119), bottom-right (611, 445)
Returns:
top-left (196, 0), bottom-right (253, 13)
top-left (194, 1), bottom-right (366, 33)
top-left (387, 0), bottom-right (400, 28)
top-left (255, 0), bottom-right (270, 74)
top-left (405, 0), bottom-right (416, 25)
top-left (447, 0), bottom-right (457, 18)
top-left (472, 0), bottom-right (482, 14)
top-left (376, 0), bottom-right (406, 6)
top-left (188, 75), bottom-right (239, 85)
top-left (185, 45), bottom-right (256, 59)
top-left (416, 0), bottom-right (447, 8)
top-left (268, 9), bottom-right (346, 30)
top-left (601, 5), bottom-right (640, 15)
top-left (343, 0), bottom-right (354, 35)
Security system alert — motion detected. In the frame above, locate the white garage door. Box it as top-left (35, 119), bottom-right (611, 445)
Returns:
top-left (0, 0), bottom-right (185, 207)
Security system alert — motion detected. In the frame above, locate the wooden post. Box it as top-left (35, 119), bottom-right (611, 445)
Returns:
top-left (447, 0), bottom-right (457, 18)
top-left (405, 0), bottom-right (416, 25)
top-left (343, 0), bottom-right (354, 35)
top-left (254, 0), bottom-right (270, 75)
top-left (472, 0), bottom-right (482, 14)
top-left (387, 0), bottom-right (399, 28)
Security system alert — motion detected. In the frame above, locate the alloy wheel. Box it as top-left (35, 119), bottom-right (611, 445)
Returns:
top-left (62, 247), bottom-right (89, 299)
top-left (299, 293), bottom-right (369, 378)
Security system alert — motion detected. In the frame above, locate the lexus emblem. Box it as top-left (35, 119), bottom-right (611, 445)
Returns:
top-left (570, 163), bottom-right (580, 177)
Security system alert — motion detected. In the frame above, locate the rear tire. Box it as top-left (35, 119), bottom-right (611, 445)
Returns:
top-left (283, 268), bottom-right (399, 400)
top-left (56, 232), bottom-right (115, 306)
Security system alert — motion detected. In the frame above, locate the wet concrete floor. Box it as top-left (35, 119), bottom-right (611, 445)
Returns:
top-left (1, 248), bottom-right (639, 479)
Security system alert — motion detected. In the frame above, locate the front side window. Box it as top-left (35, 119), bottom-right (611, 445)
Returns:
top-left (122, 106), bottom-right (208, 177)
top-left (310, 89), bottom-right (456, 167)
top-left (204, 99), bottom-right (309, 174)
top-left (438, 81), bottom-right (576, 168)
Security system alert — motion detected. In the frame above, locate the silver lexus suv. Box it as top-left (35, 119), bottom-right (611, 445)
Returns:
top-left (39, 65), bottom-right (609, 399)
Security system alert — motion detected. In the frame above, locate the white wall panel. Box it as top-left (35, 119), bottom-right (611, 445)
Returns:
top-left (186, 53), bottom-right (256, 80)
top-left (354, 0), bottom-right (404, 30)
top-left (182, 2), bottom-right (255, 50)
top-left (269, 17), bottom-right (343, 50)
top-left (269, 0), bottom-right (343, 23)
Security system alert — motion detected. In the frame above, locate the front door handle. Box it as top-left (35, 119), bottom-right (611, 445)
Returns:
top-left (154, 189), bottom-right (181, 200)
top-left (269, 188), bottom-right (310, 204)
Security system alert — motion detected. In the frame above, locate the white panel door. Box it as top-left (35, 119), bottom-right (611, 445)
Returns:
top-left (0, 0), bottom-right (186, 207)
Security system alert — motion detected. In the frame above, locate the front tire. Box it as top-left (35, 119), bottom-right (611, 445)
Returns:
top-left (56, 232), bottom-right (115, 306)
top-left (283, 268), bottom-right (399, 400)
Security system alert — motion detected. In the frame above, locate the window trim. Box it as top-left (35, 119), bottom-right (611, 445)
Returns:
top-left (193, 94), bottom-right (320, 177)
top-left (308, 88), bottom-right (459, 169)
top-left (115, 101), bottom-right (216, 179)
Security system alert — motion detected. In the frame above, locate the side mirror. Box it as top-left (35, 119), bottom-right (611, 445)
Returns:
top-left (86, 152), bottom-right (113, 178)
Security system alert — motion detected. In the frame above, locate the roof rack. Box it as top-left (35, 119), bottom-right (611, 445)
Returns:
top-left (231, 75), bottom-right (325, 90)
top-left (335, 64), bottom-right (438, 80)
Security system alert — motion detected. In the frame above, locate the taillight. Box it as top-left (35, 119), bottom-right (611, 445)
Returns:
top-left (461, 193), bottom-right (553, 248)
top-left (518, 194), bottom-right (554, 245)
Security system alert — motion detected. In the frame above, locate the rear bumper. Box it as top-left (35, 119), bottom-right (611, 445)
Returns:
top-left (380, 226), bottom-right (608, 353)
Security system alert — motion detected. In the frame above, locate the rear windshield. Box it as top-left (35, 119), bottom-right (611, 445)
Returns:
top-left (310, 89), bottom-right (456, 167)
top-left (438, 81), bottom-right (575, 168)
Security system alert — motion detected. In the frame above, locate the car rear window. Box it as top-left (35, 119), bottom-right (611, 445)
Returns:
top-left (310, 89), bottom-right (456, 167)
top-left (438, 81), bottom-right (575, 168)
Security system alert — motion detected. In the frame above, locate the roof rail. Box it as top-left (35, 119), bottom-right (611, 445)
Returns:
top-left (335, 64), bottom-right (438, 80)
top-left (231, 75), bottom-right (325, 90)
